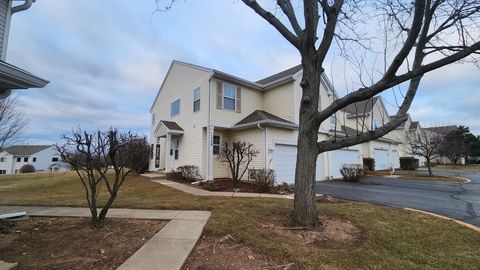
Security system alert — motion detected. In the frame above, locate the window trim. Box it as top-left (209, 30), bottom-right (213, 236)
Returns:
top-left (222, 83), bottom-right (236, 111)
top-left (52, 157), bottom-right (59, 162)
top-left (170, 98), bottom-right (180, 117)
top-left (213, 135), bottom-right (221, 155)
top-left (33, 157), bottom-right (37, 163)
top-left (16, 157), bottom-right (21, 162)
top-left (171, 138), bottom-right (180, 160)
top-left (193, 87), bottom-right (201, 112)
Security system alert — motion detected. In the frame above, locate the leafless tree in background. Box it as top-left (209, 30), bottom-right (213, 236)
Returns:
top-left (406, 129), bottom-right (445, 176)
top-left (0, 97), bottom-right (27, 151)
top-left (56, 128), bottom-right (149, 228)
top-left (157, 0), bottom-right (480, 226)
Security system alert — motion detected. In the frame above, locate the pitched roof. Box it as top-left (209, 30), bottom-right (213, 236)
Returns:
top-left (233, 110), bottom-right (297, 129)
top-left (409, 121), bottom-right (419, 130)
top-left (160, 120), bottom-right (184, 131)
top-left (2, 145), bottom-right (52, 156)
top-left (256, 65), bottom-right (302, 85)
top-left (343, 96), bottom-right (380, 115)
top-left (424, 125), bottom-right (457, 134)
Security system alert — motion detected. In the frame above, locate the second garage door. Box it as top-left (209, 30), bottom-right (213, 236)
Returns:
top-left (331, 149), bottom-right (360, 179)
top-left (274, 144), bottom-right (324, 184)
top-left (374, 148), bottom-right (389, 170)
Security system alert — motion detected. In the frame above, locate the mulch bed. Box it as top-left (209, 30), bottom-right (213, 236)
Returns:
top-left (183, 233), bottom-right (295, 270)
top-left (0, 216), bottom-right (167, 270)
top-left (199, 178), bottom-right (268, 193)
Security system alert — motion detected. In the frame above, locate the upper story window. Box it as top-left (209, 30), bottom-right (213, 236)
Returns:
top-left (193, 88), bottom-right (200, 112)
top-left (171, 99), bottom-right (180, 117)
top-left (373, 117), bottom-right (381, 129)
top-left (223, 84), bottom-right (236, 111)
top-left (0, 157), bottom-right (5, 162)
top-left (23, 157), bottom-right (28, 162)
top-left (213, 135), bottom-right (221, 155)
top-left (151, 113), bottom-right (155, 125)
top-left (52, 157), bottom-right (59, 162)
top-left (33, 157), bottom-right (37, 162)
top-left (16, 157), bottom-right (21, 162)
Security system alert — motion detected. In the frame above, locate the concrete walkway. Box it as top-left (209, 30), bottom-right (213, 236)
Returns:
top-left (0, 206), bottom-right (210, 270)
top-left (141, 173), bottom-right (293, 199)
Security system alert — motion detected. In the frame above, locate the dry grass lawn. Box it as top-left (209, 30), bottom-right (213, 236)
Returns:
top-left (1, 172), bottom-right (480, 269)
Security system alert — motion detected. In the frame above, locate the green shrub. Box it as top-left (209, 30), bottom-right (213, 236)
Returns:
top-left (19, 164), bottom-right (36, 173)
top-left (399, 157), bottom-right (419, 170)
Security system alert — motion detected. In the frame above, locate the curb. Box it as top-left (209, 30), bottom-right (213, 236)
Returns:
top-left (404, 207), bottom-right (480, 233)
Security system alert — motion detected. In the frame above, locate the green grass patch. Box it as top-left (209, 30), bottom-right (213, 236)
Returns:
top-left (1, 172), bottom-right (479, 269)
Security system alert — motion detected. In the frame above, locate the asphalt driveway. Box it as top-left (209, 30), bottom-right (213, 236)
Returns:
top-left (315, 169), bottom-right (480, 226)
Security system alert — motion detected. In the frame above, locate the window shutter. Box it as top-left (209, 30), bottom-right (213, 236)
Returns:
top-left (216, 81), bottom-right (223, 109)
top-left (236, 86), bottom-right (241, 113)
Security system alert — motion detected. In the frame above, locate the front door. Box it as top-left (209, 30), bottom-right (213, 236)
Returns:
top-left (155, 144), bottom-right (160, 168)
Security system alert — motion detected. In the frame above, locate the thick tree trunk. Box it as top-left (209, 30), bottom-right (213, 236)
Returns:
top-left (292, 56), bottom-right (322, 227)
top-left (98, 192), bottom-right (118, 225)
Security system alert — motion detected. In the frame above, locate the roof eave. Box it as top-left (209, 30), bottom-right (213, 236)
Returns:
top-left (231, 119), bottom-right (298, 130)
top-left (0, 61), bottom-right (49, 90)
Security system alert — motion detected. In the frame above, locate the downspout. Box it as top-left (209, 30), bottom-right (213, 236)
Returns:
top-left (257, 124), bottom-right (267, 170)
top-left (206, 74), bottom-right (213, 181)
top-left (11, 0), bottom-right (36, 14)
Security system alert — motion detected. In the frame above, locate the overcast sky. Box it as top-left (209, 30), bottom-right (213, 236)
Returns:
top-left (7, 0), bottom-right (480, 144)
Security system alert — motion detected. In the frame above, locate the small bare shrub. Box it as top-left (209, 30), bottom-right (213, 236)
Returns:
top-left (176, 165), bottom-right (201, 182)
top-left (255, 169), bottom-right (275, 193)
top-left (340, 164), bottom-right (364, 182)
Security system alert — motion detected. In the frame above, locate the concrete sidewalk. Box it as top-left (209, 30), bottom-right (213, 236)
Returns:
top-left (141, 173), bottom-right (293, 199)
top-left (0, 206), bottom-right (210, 270)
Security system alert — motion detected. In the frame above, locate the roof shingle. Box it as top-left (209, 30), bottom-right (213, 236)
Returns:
top-left (2, 145), bottom-right (52, 156)
top-left (160, 121), bottom-right (184, 131)
top-left (256, 65), bottom-right (302, 85)
top-left (234, 110), bottom-right (296, 127)
top-left (343, 97), bottom-right (380, 115)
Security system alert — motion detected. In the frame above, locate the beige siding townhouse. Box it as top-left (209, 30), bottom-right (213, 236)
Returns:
top-left (0, 0), bottom-right (48, 100)
top-left (149, 61), bottom-right (403, 183)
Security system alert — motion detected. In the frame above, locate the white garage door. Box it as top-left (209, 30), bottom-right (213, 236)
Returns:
top-left (374, 148), bottom-right (389, 170)
top-left (392, 150), bottom-right (400, 169)
top-left (274, 144), bottom-right (324, 184)
top-left (331, 149), bottom-right (360, 179)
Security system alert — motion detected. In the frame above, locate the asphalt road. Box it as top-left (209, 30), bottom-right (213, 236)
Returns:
top-left (315, 169), bottom-right (480, 226)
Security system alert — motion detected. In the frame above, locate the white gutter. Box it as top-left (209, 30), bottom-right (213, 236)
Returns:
top-left (207, 73), bottom-right (213, 180)
top-left (257, 124), bottom-right (267, 170)
top-left (11, 0), bottom-right (36, 14)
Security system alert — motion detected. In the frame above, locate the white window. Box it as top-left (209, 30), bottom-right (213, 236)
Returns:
top-left (213, 135), bottom-right (220, 155)
top-left (171, 99), bottom-right (180, 117)
top-left (52, 157), bottom-right (59, 162)
top-left (193, 88), bottom-right (200, 112)
top-left (0, 158), bottom-right (5, 162)
top-left (223, 84), bottom-right (236, 111)
top-left (0, 170), bottom-right (6, 174)
top-left (170, 138), bottom-right (179, 160)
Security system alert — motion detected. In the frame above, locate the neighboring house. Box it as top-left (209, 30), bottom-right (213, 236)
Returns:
top-left (149, 61), bottom-right (403, 183)
top-left (0, 0), bottom-right (48, 99)
top-left (0, 145), bottom-right (66, 174)
top-left (340, 96), bottom-right (401, 170)
top-left (390, 115), bottom-right (427, 166)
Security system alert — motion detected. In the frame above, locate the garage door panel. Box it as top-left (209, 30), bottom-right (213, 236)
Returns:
top-left (374, 148), bottom-right (389, 170)
top-left (274, 144), bottom-right (324, 184)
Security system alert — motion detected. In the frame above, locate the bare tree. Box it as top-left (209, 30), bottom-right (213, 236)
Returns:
top-left (0, 97), bottom-right (27, 151)
top-left (406, 129), bottom-right (445, 176)
top-left (218, 141), bottom-right (259, 187)
top-left (56, 128), bottom-right (148, 228)
top-left (158, 0), bottom-right (480, 226)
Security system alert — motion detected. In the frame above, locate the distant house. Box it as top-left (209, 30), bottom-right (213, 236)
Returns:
top-left (0, 145), bottom-right (67, 174)
top-left (0, 0), bottom-right (48, 99)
